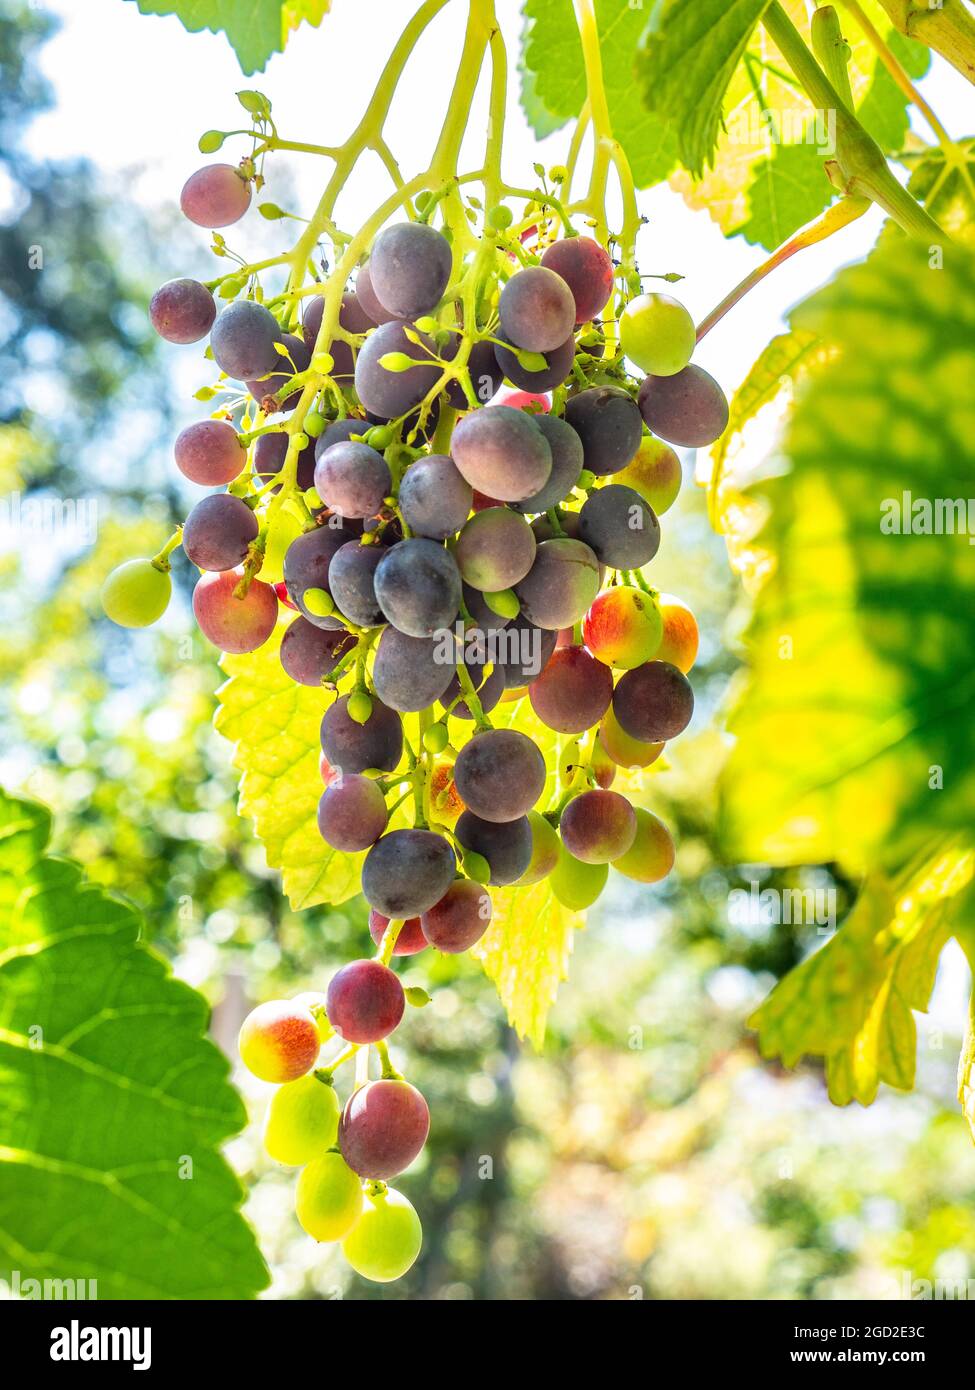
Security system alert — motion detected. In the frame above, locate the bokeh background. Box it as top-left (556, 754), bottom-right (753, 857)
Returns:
top-left (2, 0), bottom-right (973, 1299)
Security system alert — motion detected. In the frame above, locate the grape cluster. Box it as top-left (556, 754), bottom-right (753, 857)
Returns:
top-left (107, 149), bottom-right (720, 1282)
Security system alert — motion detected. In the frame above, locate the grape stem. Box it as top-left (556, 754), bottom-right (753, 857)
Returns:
top-left (316, 1044), bottom-right (359, 1080)
top-left (150, 528), bottom-right (183, 572)
top-left (375, 1039), bottom-right (403, 1081)
top-left (376, 919), bottom-right (405, 965)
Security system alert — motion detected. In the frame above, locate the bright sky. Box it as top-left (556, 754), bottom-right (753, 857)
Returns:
top-left (29, 0), bottom-right (970, 400)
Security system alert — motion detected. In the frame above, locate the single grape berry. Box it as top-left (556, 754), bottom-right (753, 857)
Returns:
top-left (563, 386), bottom-right (643, 476)
top-left (314, 440), bottom-right (391, 520)
top-left (372, 628), bottom-right (456, 713)
top-left (341, 1186), bottom-right (422, 1283)
top-left (619, 293), bottom-right (696, 377)
top-left (450, 405), bottom-right (552, 504)
top-left (398, 454), bottom-right (473, 540)
top-left (550, 841), bottom-right (608, 910)
top-left (540, 236), bottom-right (614, 323)
top-left (498, 265), bottom-right (576, 352)
top-left (174, 420), bottom-right (246, 486)
top-left (616, 436), bottom-right (682, 515)
top-left (101, 559), bottom-right (171, 629)
top-left (583, 586), bottom-right (663, 670)
top-left (296, 1152), bottom-right (363, 1243)
top-left (180, 163), bottom-right (252, 228)
top-left (494, 335), bottom-right (574, 394)
top-left (339, 1078), bottom-right (431, 1179)
top-left (613, 659), bottom-right (694, 742)
top-left (360, 829), bottom-right (456, 917)
top-left (320, 694), bottom-right (403, 775)
top-left (263, 1074), bottom-right (340, 1166)
top-left (328, 541), bottom-right (386, 627)
top-left (326, 958), bottom-right (405, 1044)
top-left (182, 493), bottom-right (258, 572)
top-left (420, 879), bottom-right (492, 953)
top-left (529, 645), bottom-right (613, 735)
top-left (578, 485), bottom-right (660, 570)
top-left (192, 570), bottom-right (278, 653)
top-left (369, 221), bottom-right (452, 319)
top-left (656, 593), bottom-right (699, 673)
top-left (374, 539), bottom-right (461, 638)
top-left (355, 260), bottom-right (402, 326)
top-left (516, 811), bottom-right (560, 885)
top-left (210, 299), bottom-right (282, 381)
top-left (368, 910), bottom-right (428, 957)
top-left (598, 706), bottom-right (664, 770)
top-left (455, 811), bottom-right (532, 886)
top-left (515, 538), bottom-right (600, 631)
top-left (454, 508), bottom-right (537, 591)
top-left (149, 278), bottom-right (216, 344)
top-left (612, 807), bottom-right (676, 884)
top-left (238, 999), bottom-right (321, 1083)
top-left (317, 774), bottom-right (388, 852)
top-left (637, 365), bottom-right (729, 448)
top-left (560, 789), bottom-right (637, 864)
top-left (354, 319), bottom-right (440, 419)
top-left (453, 728), bottom-right (546, 823)
top-left (283, 526), bottom-right (356, 627)
top-left (280, 616), bottom-right (354, 687)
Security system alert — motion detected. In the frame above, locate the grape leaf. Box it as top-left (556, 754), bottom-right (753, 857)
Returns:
top-left (215, 627), bottom-right (365, 910)
top-left (902, 137), bottom-right (975, 248)
top-left (750, 846), bottom-right (974, 1106)
top-left (636, 0), bottom-right (773, 179)
top-left (520, 0), bottom-right (678, 189)
top-left (0, 787), bottom-right (267, 1299)
top-left (719, 238), bottom-right (975, 872)
top-left (126, 0), bottom-right (330, 74)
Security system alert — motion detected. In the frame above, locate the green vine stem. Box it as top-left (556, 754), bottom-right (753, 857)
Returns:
top-left (872, 0), bottom-right (975, 85)
top-left (150, 528), bottom-right (183, 572)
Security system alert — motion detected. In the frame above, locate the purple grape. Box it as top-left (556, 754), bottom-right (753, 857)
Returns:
top-left (420, 879), bottom-right (492, 953)
top-left (255, 431), bottom-right (317, 491)
top-left (361, 828), bottom-right (456, 917)
top-left (539, 237), bottom-right (614, 323)
top-left (182, 493), bottom-right (258, 571)
top-left (612, 660), bottom-right (694, 742)
top-left (283, 524), bottom-right (356, 626)
top-left (372, 627), bottom-right (456, 713)
top-left (454, 507), bottom-right (536, 591)
top-left (578, 485), bottom-right (660, 569)
top-left (313, 440), bottom-right (391, 519)
top-left (560, 789), bottom-right (637, 863)
top-left (280, 617), bottom-right (354, 686)
top-left (498, 266), bottom-right (576, 352)
top-left (354, 320), bottom-right (439, 419)
top-left (453, 728), bottom-right (546, 823)
top-left (246, 332), bottom-right (311, 414)
top-left (317, 774), bottom-right (388, 851)
top-left (149, 278), bottom-right (216, 344)
top-left (510, 413), bottom-right (584, 514)
top-left (563, 386), bottom-right (643, 475)
top-left (494, 335), bottom-right (574, 393)
top-left (210, 300), bottom-right (282, 381)
top-left (320, 694), bottom-right (403, 775)
top-left (327, 540), bottom-right (386, 626)
top-left (450, 405), bottom-right (552, 504)
top-left (339, 1079), bottom-right (430, 1179)
top-left (529, 644), bottom-right (613, 735)
top-left (369, 222), bottom-right (452, 319)
top-left (355, 262), bottom-right (402, 325)
top-left (374, 539), bottom-right (461, 637)
top-left (515, 537), bottom-right (600, 630)
top-left (637, 365), bottom-right (730, 448)
top-left (494, 615), bottom-right (557, 688)
top-left (398, 454), bottom-right (473, 540)
top-left (174, 420), bottom-right (246, 486)
top-left (180, 164), bottom-right (251, 228)
top-left (314, 417), bottom-right (370, 462)
top-left (301, 291), bottom-right (376, 380)
top-left (455, 812), bottom-right (532, 886)
top-left (326, 959), bottom-right (404, 1043)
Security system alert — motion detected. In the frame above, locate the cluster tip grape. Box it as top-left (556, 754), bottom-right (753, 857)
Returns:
top-left (104, 95), bottom-right (721, 1282)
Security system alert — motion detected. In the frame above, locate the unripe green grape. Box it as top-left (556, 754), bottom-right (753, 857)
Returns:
top-left (487, 203), bottom-right (513, 231)
top-left (100, 559), bottom-right (172, 628)
top-left (612, 807), bottom-right (676, 884)
top-left (303, 587), bottom-right (335, 618)
top-left (296, 1152), bottom-right (363, 1242)
top-left (347, 691), bottom-right (374, 725)
top-left (516, 811), bottom-right (560, 886)
top-left (263, 1074), bottom-right (340, 1166)
top-left (550, 841), bottom-right (607, 910)
top-left (619, 293), bottom-right (695, 377)
top-left (423, 722), bottom-right (449, 754)
top-left (303, 411), bottom-right (326, 438)
top-left (341, 1186), bottom-right (422, 1282)
top-left (366, 425), bottom-right (394, 450)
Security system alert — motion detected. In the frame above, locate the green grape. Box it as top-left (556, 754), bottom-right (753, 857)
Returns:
top-left (341, 1186), bottom-right (422, 1282)
top-left (263, 1074), bottom-right (340, 1166)
top-left (100, 559), bottom-right (172, 628)
top-left (619, 293), bottom-right (695, 377)
top-left (295, 1152), bottom-right (363, 1242)
top-left (550, 841), bottom-right (608, 910)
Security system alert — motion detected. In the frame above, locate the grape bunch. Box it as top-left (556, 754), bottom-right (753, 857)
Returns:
top-left (104, 141), bottom-right (721, 1283)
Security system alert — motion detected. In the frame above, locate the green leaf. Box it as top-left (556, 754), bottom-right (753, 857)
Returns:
top-left (215, 628), bottom-right (366, 910)
top-left (0, 787), bottom-right (267, 1299)
top-left (903, 137), bottom-right (975, 248)
top-left (719, 238), bottom-right (975, 871)
top-left (959, 990), bottom-right (975, 1143)
top-left (734, 142), bottom-right (835, 250)
top-left (750, 846), bottom-right (974, 1106)
top-left (520, 0), bottom-right (678, 189)
top-left (126, 0), bottom-right (330, 74)
top-left (637, 0), bottom-right (773, 178)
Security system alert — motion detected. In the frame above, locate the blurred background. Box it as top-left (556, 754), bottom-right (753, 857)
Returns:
top-left (1, 0), bottom-right (973, 1299)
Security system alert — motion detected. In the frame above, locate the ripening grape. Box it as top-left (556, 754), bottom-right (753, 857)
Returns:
top-left (398, 454), bottom-right (473, 539)
top-left (314, 441), bottom-right (391, 519)
top-left (612, 807), bottom-right (676, 884)
top-left (317, 774), bottom-right (388, 852)
top-left (369, 221), bottom-right (452, 319)
top-left (180, 163), bottom-right (252, 228)
top-left (374, 539), bottom-right (461, 638)
top-left (420, 879), bottom-right (492, 953)
top-left (101, 559), bottom-right (171, 628)
top-left (174, 420), bottom-right (246, 486)
top-left (354, 319), bottom-right (440, 419)
top-left (591, 739), bottom-right (617, 789)
top-left (246, 332), bottom-right (311, 413)
top-left (499, 389), bottom-right (550, 413)
top-left (598, 706), bottom-right (664, 770)
top-left (550, 841), bottom-right (608, 910)
top-left (255, 431), bottom-right (317, 492)
top-left (355, 261), bottom-right (402, 325)
top-left (149, 278), bottom-right (216, 344)
top-left (263, 1074), bottom-right (340, 1166)
top-left (283, 525), bottom-right (355, 626)
top-left (210, 299), bottom-right (282, 380)
top-left (656, 593), bottom-right (699, 672)
top-left (238, 999), bottom-right (321, 1083)
top-left (455, 811), bottom-right (532, 886)
top-left (637, 365), bottom-right (730, 448)
top-left (453, 728), bottom-right (546, 823)
top-left (372, 628), bottom-right (455, 713)
top-left (320, 694), bottom-right (403, 775)
top-left (616, 436), bottom-right (682, 515)
top-left (368, 910), bottom-right (428, 957)
top-left (619, 293), bottom-right (696, 377)
top-left (564, 386), bottom-right (643, 475)
top-left (280, 617), bottom-right (353, 687)
top-left (295, 1152), bottom-right (363, 1243)
top-left (450, 405), bottom-right (552, 504)
top-left (515, 538), bottom-right (600, 631)
top-left (360, 829), bottom-right (457, 917)
top-left (578, 485), bottom-right (660, 570)
top-left (613, 659), bottom-right (694, 742)
top-left (182, 494), bottom-right (258, 572)
top-left (193, 570), bottom-right (278, 653)
top-left (516, 810), bottom-right (560, 885)
top-left (327, 541), bottom-right (386, 626)
top-left (510, 414), bottom-right (584, 515)
top-left (529, 645), bottom-right (613, 735)
top-left (560, 789), bottom-right (637, 863)
top-left (583, 586), bottom-right (662, 669)
top-left (341, 1186), bottom-right (422, 1283)
top-left (340, 1079), bottom-right (431, 1180)
top-left (494, 335), bottom-right (574, 394)
top-left (326, 958), bottom-right (405, 1043)
top-left (454, 508), bottom-right (536, 591)
top-left (539, 236), bottom-right (614, 323)
top-left (498, 266), bottom-right (576, 352)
